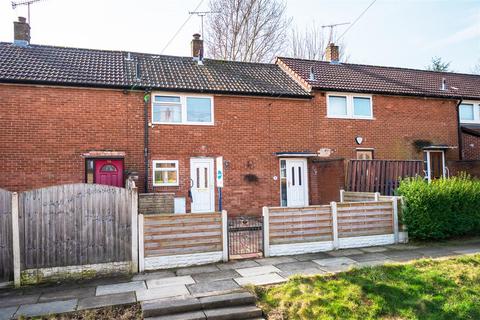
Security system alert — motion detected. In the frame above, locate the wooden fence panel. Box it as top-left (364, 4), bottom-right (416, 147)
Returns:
top-left (269, 206), bottom-right (333, 244)
top-left (19, 184), bottom-right (132, 269)
top-left (337, 201), bottom-right (394, 238)
top-left (143, 213), bottom-right (222, 257)
top-left (347, 160), bottom-right (423, 195)
top-left (0, 189), bottom-right (13, 282)
top-left (342, 191), bottom-right (376, 202)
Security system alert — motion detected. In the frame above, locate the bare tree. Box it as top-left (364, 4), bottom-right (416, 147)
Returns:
top-left (205, 0), bottom-right (291, 63)
top-left (471, 59), bottom-right (480, 75)
top-left (286, 22), bottom-right (349, 62)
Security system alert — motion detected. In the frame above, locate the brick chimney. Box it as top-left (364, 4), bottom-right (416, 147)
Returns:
top-left (325, 43), bottom-right (339, 63)
top-left (191, 33), bottom-right (204, 62)
top-left (14, 17), bottom-right (30, 46)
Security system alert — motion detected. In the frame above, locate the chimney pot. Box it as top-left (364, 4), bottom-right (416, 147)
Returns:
top-left (14, 16), bottom-right (30, 46)
top-left (325, 43), bottom-right (340, 63)
top-left (191, 33), bottom-right (204, 63)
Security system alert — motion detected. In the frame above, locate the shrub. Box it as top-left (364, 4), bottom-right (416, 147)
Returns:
top-left (396, 174), bottom-right (480, 240)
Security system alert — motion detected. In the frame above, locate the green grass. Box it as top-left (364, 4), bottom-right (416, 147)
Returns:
top-left (256, 255), bottom-right (480, 320)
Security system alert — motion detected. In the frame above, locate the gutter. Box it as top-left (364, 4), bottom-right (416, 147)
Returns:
top-left (456, 99), bottom-right (464, 160)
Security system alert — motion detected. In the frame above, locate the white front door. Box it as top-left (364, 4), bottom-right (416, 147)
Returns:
top-left (284, 159), bottom-right (308, 207)
top-left (190, 158), bottom-right (215, 213)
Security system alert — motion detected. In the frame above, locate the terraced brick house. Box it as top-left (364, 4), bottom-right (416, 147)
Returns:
top-left (1, 18), bottom-right (479, 215)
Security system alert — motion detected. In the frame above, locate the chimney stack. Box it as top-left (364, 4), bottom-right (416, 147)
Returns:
top-left (14, 17), bottom-right (30, 46)
top-left (325, 43), bottom-right (339, 63)
top-left (191, 33), bottom-right (204, 63)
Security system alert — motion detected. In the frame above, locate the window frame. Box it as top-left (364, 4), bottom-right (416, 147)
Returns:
top-left (356, 148), bottom-right (374, 160)
top-left (459, 101), bottom-right (480, 124)
top-left (326, 92), bottom-right (373, 120)
top-left (152, 160), bottom-right (180, 187)
top-left (151, 92), bottom-right (214, 126)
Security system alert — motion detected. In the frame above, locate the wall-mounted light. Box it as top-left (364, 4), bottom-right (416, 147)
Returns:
top-left (355, 136), bottom-right (363, 145)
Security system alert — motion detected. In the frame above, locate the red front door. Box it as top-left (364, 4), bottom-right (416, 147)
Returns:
top-left (94, 159), bottom-right (124, 187)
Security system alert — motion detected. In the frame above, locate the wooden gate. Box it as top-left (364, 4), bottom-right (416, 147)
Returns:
top-left (347, 160), bottom-right (423, 195)
top-left (228, 215), bottom-right (263, 259)
top-left (0, 189), bottom-right (13, 283)
top-left (18, 184), bottom-right (133, 270)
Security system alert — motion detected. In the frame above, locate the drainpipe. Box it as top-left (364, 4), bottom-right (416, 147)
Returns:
top-left (456, 99), bottom-right (463, 160)
top-left (143, 91), bottom-right (151, 192)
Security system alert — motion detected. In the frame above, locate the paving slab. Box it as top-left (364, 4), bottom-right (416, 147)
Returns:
top-left (0, 307), bottom-right (18, 320)
top-left (385, 244), bottom-right (420, 250)
top-left (290, 252), bottom-right (331, 261)
top-left (275, 261), bottom-right (323, 273)
top-left (96, 280), bottom-right (146, 296)
top-left (39, 287), bottom-right (95, 303)
top-left (216, 260), bottom-right (260, 270)
top-left (383, 250), bottom-right (425, 262)
top-left (136, 285), bottom-right (190, 301)
top-left (191, 270), bottom-right (240, 283)
top-left (187, 279), bottom-right (240, 296)
top-left (452, 247), bottom-right (480, 255)
top-left (313, 257), bottom-right (358, 273)
top-left (176, 265), bottom-right (220, 276)
top-left (234, 273), bottom-right (286, 286)
top-left (357, 259), bottom-right (395, 267)
top-left (360, 246), bottom-right (389, 253)
top-left (147, 276), bottom-right (195, 289)
top-left (133, 270), bottom-right (176, 281)
top-left (15, 299), bottom-right (77, 318)
top-left (77, 292), bottom-right (136, 310)
top-left (348, 253), bottom-right (390, 263)
top-left (254, 256), bottom-right (297, 266)
top-left (416, 247), bottom-right (456, 258)
top-left (280, 268), bottom-right (328, 278)
top-left (327, 249), bottom-right (364, 257)
top-left (204, 305), bottom-right (262, 320)
top-left (235, 265), bottom-right (281, 277)
top-left (0, 293), bottom-right (39, 308)
top-left (199, 291), bottom-right (255, 309)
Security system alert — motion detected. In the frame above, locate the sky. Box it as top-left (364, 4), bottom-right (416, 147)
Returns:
top-left (0, 0), bottom-right (479, 73)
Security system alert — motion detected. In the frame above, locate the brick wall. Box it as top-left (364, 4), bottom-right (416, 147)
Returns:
top-left (462, 133), bottom-right (480, 160)
top-left (309, 159), bottom-right (345, 204)
top-left (0, 83), bottom-right (461, 215)
top-left (138, 193), bottom-right (175, 214)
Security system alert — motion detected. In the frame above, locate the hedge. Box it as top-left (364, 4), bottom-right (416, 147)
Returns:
top-left (396, 175), bottom-right (480, 240)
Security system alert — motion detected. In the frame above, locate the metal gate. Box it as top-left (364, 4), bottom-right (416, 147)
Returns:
top-left (228, 215), bottom-right (263, 259)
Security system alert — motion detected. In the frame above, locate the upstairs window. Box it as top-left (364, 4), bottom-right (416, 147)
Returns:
top-left (327, 93), bottom-right (373, 119)
top-left (459, 102), bottom-right (480, 123)
top-left (152, 94), bottom-right (213, 125)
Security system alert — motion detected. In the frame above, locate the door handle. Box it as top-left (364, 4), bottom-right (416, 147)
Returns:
top-left (190, 179), bottom-right (194, 188)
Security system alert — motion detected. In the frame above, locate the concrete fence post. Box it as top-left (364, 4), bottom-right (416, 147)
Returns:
top-left (130, 186), bottom-right (139, 273)
top-left (374, 192), bottom-right (380, 201)
top-left (221, 210), bottom-right (229, 262)
top-left (339, 189), bottom-right (345, 202)
top-left (262, 207), bottom-right (270, 258)
top-left (330, 201), bottom-right (339, 250)
top-left (11, 192), bottom-right (21, 288)
top-left (138, 214), bottom-right (145, 272)
top-left (392, 197), bottom-right (399, 244)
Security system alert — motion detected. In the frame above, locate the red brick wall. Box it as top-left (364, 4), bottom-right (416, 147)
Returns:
top-left (309, 159), bottom-right (345, 204)
top-left (0, 84), bottom-right (145, 192)
top-left (462, 133), bottom-right (480, 160)
top-left (0, 84), bottom-right (461, 214)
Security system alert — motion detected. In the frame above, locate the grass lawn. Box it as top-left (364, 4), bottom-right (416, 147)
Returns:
top-left (256, 254), bottom-right (480, 320)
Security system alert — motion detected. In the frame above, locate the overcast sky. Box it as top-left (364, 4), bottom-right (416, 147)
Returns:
top-left (0, 0), bottom-right (479, 73)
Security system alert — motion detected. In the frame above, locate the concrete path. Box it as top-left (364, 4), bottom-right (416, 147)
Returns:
top-left (1, 239), bottom-right (479, 320)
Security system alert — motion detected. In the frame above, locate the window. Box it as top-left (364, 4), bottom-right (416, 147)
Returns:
top-left (327, 93), bottom-right (373, 119)
top-left (86, 159), bottom-right (94, 184)
top-left (356, 149), bottom-right (374, 160)
top-left (152, 93), bottom-right (213, 125)
top-left (153, 160), bottom-right (179, 186)
top-left (459, 102), bottom-right (480, 123)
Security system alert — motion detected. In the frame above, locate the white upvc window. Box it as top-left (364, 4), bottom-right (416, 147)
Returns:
top-left (326, 93), bottom-right (373, 119)
top-left (153, 160), bottom-right (179, 186)
top-left (459, 101), bottom-right (480, 123)
top-left (152, 93), bottom-right (214, 125)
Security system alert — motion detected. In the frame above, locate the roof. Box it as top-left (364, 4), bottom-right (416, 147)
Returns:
top-left (277, 57), bottom-right (480, 100)
top-left (461, 124), bottom-right (480, 137)
top-left (0, 42), bottom-right (310, 98)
